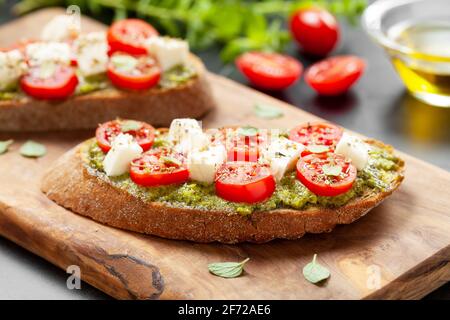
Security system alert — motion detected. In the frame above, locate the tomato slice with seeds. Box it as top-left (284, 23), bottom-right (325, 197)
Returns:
top-left (236, 52), bottom-right (303, 90)
top-left (305, 56), bottom-right (366, 96)
top-left (20, 64), bottom-right (78, 100)
top-left (130, 148), bottom-right (189, 187)
top-left (289, 122), bottom-right (343, 151)
top-left (215, 162), bottom-right (276, 203)
top-left (107, 52), bottom-right (161, 90)
top-left (296, 153), bottom-right (356, 196)
top-left (95, 120), bottom-right (155, 153)
top-left (107, 19), bottom-right (159, 55)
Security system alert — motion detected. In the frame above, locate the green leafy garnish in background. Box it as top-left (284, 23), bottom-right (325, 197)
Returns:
top-left (0, 140), bottom-right (13, 155)
top-left (303, 254), bottom-right (330, 284)
top-left (20, 140), bottom-right (47, 158)
top-left (12, 0), bottom-right (367, 62)
top-left (208, 257), bottom-right (250, 278)
top-left (254, 103), bottom-right (284, 119)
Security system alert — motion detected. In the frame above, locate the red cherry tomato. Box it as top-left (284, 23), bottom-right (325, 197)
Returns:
top-left (289, 7), bottom-right (340, 56)
top-left (95, 120), bottom-right (155, 153)
top-left (236, 52), bottom-right (303, 90)
top-left (130, 148), bottom-right (189, 187)
top-left (289, 122), bottom-right (343, 147)
top-left (20, 64), bottom-right (78, 100)
top-left (296, 153), bottom-right (356, 196)
top-left (215, 162), bottom-right (276, 204)
top-left (305, 56), bottom-right (366, 96)
top-left (107, 19), bottom-right (159, 55)
top-left (107, 52), bottom-right (161, 90)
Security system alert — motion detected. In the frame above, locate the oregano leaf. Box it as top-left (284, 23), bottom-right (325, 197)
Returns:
top-left (306, 145), bottom-right (330, 153)
top-left (237, 126), bottom-right (258, 137)
top-left (0, 140), bottom-right (13, 155)
top-left (254, 103), bottom-right (284, 119)
top-left (20, 140), bottom-right (46, 158)
top-left (303, 254), bottom-right (330, 284)
top-left (120, 120), bottom-right (142, 132)
top-left (208, 258), bottom-right (250, 278)
top-left (322, 164), bottom-right (343, 176)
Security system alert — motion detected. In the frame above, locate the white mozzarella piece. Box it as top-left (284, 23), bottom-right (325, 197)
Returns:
top-left (188, 145), bottom-right (227, 184)
top-left (261, 137), bottom-right (305, 181)
top-left (26, 42), bottom-right (71, 67)
top-left (174, 131), bottom-right (210, 155)
top-left (145, 36), bottom-right (189, 71)
top-left (41, 15), bottom-right (80, 42)
top-left (335, 132), bottom-right (369, 170)
top-left (103, 133), bottom-right (143, 176)
top-left (75, 32), bottom-right (109, 76)
top-left (168, 118), bottom-right (203, 143)
top-left (0, 50), bottom-right (28, 91)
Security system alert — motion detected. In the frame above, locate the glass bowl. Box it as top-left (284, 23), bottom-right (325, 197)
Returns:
top-left (362, 0), bottom-right (450, 107)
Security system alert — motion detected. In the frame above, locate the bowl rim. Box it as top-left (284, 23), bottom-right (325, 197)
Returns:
top-left (361, 0), bottom-right (450, 62)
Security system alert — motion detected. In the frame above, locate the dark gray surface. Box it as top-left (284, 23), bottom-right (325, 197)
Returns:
top-left (0, 0), bottom-right (448, 300)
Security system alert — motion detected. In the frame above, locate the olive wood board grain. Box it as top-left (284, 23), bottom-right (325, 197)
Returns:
top-left (0, 8), bottom-right (449, 300)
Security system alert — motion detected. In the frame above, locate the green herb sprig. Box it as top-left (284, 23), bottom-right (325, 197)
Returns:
top-left (13, 0), bottom-right (367, 62)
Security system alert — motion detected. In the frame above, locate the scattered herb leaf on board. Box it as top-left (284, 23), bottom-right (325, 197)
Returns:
top-left (208, 257), bottom-right (250, 278)
top-left (20, 140), bottom-right (47, 158)
top-left (303, 254), bottom-right (330, 284)
top-left (254, 103), bottom-right (284, 119)
top-left (0, 140), bottom-right (13, 155)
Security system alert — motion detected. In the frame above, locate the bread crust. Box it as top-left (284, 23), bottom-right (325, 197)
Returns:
top-left (41, 140), bottom-right (404, 244)
top-left (0, 55), bottom-right (215, 132)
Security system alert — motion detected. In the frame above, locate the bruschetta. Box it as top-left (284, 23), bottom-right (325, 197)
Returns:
top-left (41, 119), bottom-right (404, 243)
top-left (0, 17), bottom-right (215, 131)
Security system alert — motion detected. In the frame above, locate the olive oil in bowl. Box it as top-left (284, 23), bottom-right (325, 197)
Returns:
top-left (388, 20), bottom-right (450, 107)
top-left (363, 0), bottom-right (450, 107)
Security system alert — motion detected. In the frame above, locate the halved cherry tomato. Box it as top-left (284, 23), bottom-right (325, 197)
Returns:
top-left (107, 19), bottom-right (158, 55)
top-left (215, 162), bottom-right (275, 203)
top-left (95, 119), bottom-right (155, 153)
top-left (107, 52), bottom-right (161, 90)
top-left (20, 64), bottom-right (78, 100)
top-left (289, 7), bottom-right (340, 56)
top-left (130, 148), bottom-right (189, 187)
top-left (289, 122), bottom-right (343, 148)
top-left (236, 52), bottom-right (303, 90)
top-left (296, 153), bottom-right (356, 196)
top-left (305, 56), bottom-right (366, 96)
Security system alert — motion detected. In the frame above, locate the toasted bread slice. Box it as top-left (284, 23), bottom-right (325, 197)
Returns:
top-left (0, 55), bottom-right (215, 132)
top-left (41, 139), bottom-right (404, 243)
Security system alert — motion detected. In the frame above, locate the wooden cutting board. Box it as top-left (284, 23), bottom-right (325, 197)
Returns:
top-left (0, 8), bottom-right (449, 300)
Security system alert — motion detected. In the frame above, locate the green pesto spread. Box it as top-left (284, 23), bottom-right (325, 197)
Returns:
top-left (84, 137), bottom-right (403, 215)
top-left (0, 91), bottom-right (21, 100)
top-left (158, 65), bottom-right (197, 89)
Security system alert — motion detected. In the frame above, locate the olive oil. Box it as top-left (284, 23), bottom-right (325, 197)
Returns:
top-left (388, 20), bottom-right (450, 106)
